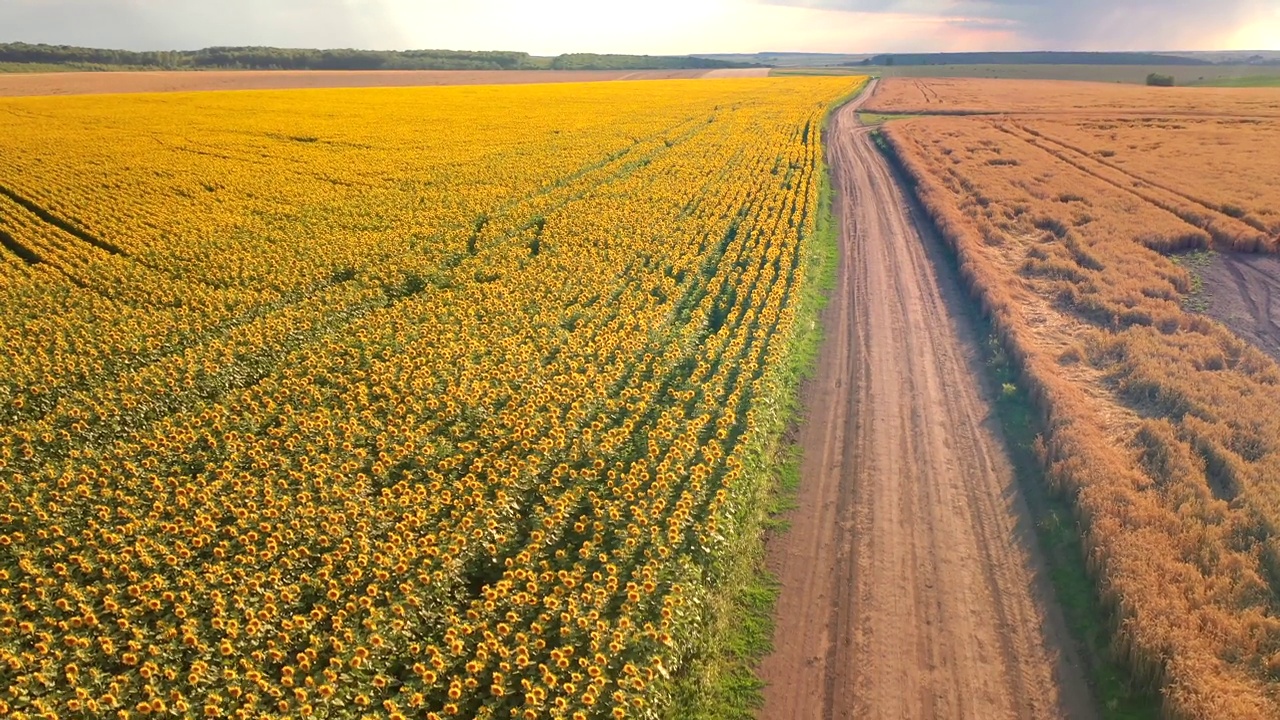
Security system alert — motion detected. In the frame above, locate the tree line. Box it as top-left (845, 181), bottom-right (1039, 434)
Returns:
top-left (0, 43), bottom-right (759, 72)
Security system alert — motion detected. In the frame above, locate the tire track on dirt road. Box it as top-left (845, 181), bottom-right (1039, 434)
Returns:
top-left (758, 84), bottom-right (1098, 720)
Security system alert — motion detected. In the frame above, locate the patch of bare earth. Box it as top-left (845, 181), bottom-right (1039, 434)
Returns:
top-left (1194, 252), bottom-right (1280, 362)
top-left (758, 83), bottom-right (1097, 720)
top-left (0, 68), bottom-right (763, 97)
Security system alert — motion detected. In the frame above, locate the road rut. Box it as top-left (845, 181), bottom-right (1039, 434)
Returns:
top-left (758, 85), bottom-right (1098, 720)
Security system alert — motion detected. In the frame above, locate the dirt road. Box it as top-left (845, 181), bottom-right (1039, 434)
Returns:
top-left (0, 68), bottom-right (766, 98)
top-left (758, 84), bottom-right (1097, 719)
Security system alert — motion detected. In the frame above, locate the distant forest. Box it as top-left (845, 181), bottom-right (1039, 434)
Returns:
top-left (0, 43), bottom-right (760, 72)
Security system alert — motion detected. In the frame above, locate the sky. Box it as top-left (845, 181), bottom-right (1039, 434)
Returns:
top-left (1, 0), bottom-right (1277, 54)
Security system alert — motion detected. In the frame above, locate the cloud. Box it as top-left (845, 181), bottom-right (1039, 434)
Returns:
top-left (0, 0), bottom-right (407, 50)
top-left (0, 0), bottom-right (1272, 53)
top-left (760, 0), bottom-right (1270, 49)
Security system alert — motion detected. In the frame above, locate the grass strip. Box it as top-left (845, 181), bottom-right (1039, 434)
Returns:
top-left (857, 112), bottom-right (919, 126)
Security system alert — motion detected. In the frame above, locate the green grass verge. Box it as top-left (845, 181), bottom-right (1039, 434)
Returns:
top-left (1170, 249), bottom-right (1215, 312)
top-left (1187, 75), bottom-right (1280, 87)
top-left (870, 126), bottom-right (1160, 720)
top-left (663, 80), bottom-right (860, 720)
top-left (858, 112), bottom-right (918, 126)
top-left (979, 333), bottom-right (1159, 720)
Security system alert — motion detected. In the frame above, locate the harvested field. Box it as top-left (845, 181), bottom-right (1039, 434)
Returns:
top-left (866, 76), bottom-right (1280, 116)
top-left (880, 79), bottom-right (1280, 719)
top-left (0, 67), bottom-right (767, 97)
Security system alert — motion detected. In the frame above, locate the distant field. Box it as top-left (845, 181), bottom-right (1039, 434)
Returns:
top-left (0, 68), bottom-right (768, 97)
top-left (775, 64), bottom-right (1280, 85)
top-left (771, 67), bottom-right (869, 77)
top-left (864, 76), bottom-right (1280, 116)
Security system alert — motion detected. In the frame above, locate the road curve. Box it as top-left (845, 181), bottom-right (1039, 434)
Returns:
top-left (757, 84), bottom-right (1099, 720)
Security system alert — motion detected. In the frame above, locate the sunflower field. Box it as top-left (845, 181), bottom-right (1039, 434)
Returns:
top-left (0, 76), bottom-right (861, 718)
